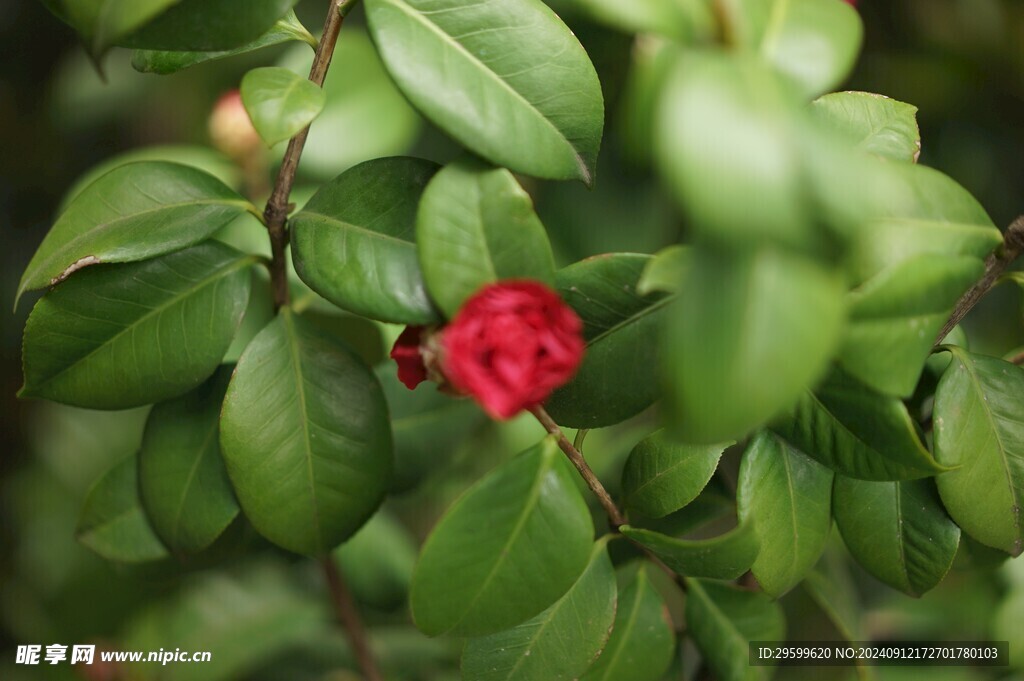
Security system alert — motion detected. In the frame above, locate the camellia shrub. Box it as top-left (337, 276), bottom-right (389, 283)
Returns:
top-left (13, 0), bottom-right (1024, 679)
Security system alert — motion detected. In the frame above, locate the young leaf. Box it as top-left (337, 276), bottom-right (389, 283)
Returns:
top-left (579, 565), bottom-right (675, 681)
top-left (364, 0), bottom-right (604, 184)
top-left (417, 157), bottom-right (555, 317)
top-left (544, 254), bottom-right (671, 428)
top-left (21, 243), bottom-right (254, 409)
top-left (461, 538), bottom-right (617, 681)
top-left (118, 0), bottom-right (298, 52)
top-left (291, 157), bottom-right (442, 325)
top-left (566, 0), bottom-right (715, 43)
top-left (76, 454), bottom-right (169, 563)
top-left (241, 66), bottom-right (326, 147)
top-left (720, 0), bottom-right (863, 99)
top-left (637, 245), bottom-right (689, 296)
top-left (139, 366), bottom-right (239, 554)
top-left (665, 247), bottom-right (845, 444)
top-left (772, 369), bottom-right (947, 481)
top-left (833, 476), bottom-right (960, 596)
top-left (839, 254), bottom-right (984, 397)
top-left (621, 430), bottom-right (730, 519)
top-left (737, 431), bottom-right (833, 597)
top-left (132, 11), bottom-right (315, 75)
top-left (684, 579), bottom-right (785, 681)
top-left (18, 161), bottom-right (255, 304)
top-left (621, 523), bottom-right (760, 580)
top-left (934, 349), bottom-right (1024, 556)
top-left (811, 92), bottom-right (921, 162)
top-left (220, 310), bottom-right (393, 556)
top-left (410, 438), bottom-right (593, 637)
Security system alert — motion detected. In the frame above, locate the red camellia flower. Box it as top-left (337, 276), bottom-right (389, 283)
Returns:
top-left (390, 325), bottom-right (428, 390)
top-left (440, 280), bottom-right (585, 419)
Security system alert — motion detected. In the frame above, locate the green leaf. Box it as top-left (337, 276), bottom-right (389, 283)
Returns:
top-left (241, 66), bottom-right (326, 147)
top-left (772, 369), bottom-right (946, 481)
top-left (803, 549), bottom-right (863, 641)
top-left (417, 157), bottom-right (555, 317)
top-left (637, 245), bottom-right (689, 296)
top-left (118, 0), bottom-right (299, 52)
top-left (219, 310), bottom-right (393, 556)
top-left (18, 161), bottom-right (255, 304)
top-left (21, 243), bottom-right (254, 409)
top-left (621, 430), bottom-right (730, 519)
top-left (410, 438), bottom-right (593, 637)
top-left (622, 522), bottom-right (760, 580)
top-left (291, 157), bottom-right (441, 324)
top-left (579, 565), bottom-right (675, 681)
top-left (656, 52), bottom-right (814, 248)
top-left (720, 0), bottom-right (863, 99)
top-left (684, 579), bottom-right (785, 681)
top-left (934, 348), bottom-right (1024, 556)
top-left (839, 255), bottom-right (984, 397)
top-left (811, 91), bottom-right (920, 162)
top-left (364, 0), bottom-right (604, 184)
top-left (378, 367), bottom-right (485, 493)
top-left (665, 247), bottom-right (845, 444)
top-left (139, 366), bottom-right (239, 554)
top-left (833, 476), bottom-right (960, 596)
top-left (566, 0), bottom-right (716, 43)
top-left (462, 538), bottom-right (617, 681)
top-left (737, 431), bottom-right (833, 597)
top-left (545, 254), bottom-right (670, 428)
top-left (76, 454), bottom-right (169, 563)
top-left (42, 0), bottom-right (179, 56)
top-left (132, 11), bottom-right (315, 75)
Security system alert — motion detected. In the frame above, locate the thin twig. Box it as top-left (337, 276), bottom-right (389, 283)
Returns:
top-left (322, 558), bottom-right (383, 681)
top-left (262, 0), bottom-right (354, 310)
top-left (529, 405), bottom-right (627, 528)
top-left (935, 216), bottom-right (1024, 345)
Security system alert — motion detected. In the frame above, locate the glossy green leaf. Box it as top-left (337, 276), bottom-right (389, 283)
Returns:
top-left (834, 476), bottom-right (960, 596)
top-left (840, 255), bottom-right (983, 397)
top-left (720, 0), bottom-right (863, 98)
top-left (567, 0), bottom-right (715, 42)
top-left (139, 366), bottom-right (239, 554)
top-left (622, 522), bottom-right (760, 580)
top-left (637, 245), bottom-right (689, 296)
top-left (76, 454), bottom-right (169, 563)
top-left (241, 66), bottom-right (326, 147)
top-left (118, 0), bottom-right (298, 52)
top-left (622, 430), bottom-right (730, 519)
top-left (378, 367), bottom-right (485, 493)
top-left (737, 431), bottom-right (832, 597)
top-left (665, 247), bottom-right (845, 444)
top-left (417, 157), bottom-right (555, 317)
top-left (42, 0), bottom-right (178, 56)
top-left (21, 243), bottom-right (254, 409)
top-left (545, 254), bottom-right (669, 428)
top-left (772, 369), bottom-right (946, 481)
top-left (656, 52), bottom-right (814, 248)
top-left (803, 549), bottom-right (863, 641)
top-left (934, 348), bottom-right (1024, 556)
top-left (220, 310), bottom-right (393, 556)
top-left (462, 538), bottom-right (617, 681)
top-left (132, 11), bottom-right (315, 75)
top-left (410, 438), bottom-right (593, 637)
top-left (291, 157), bottom-right (441, 324)
top-left (685, 579), bottom-right (785, 681)
top-left (579, 565), bottom-right (675, 681)
top-left (811, 91), bottom-right (920, 162)
top-left (364, 0), bottom-right (604, 183)
top-left (18, 161), bottom-right (255, 304)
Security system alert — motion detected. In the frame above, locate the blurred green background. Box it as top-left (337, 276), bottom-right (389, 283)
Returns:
top-left (1, 0), bottom-right (1022, 679)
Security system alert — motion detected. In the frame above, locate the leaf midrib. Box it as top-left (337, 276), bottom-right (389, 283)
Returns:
top-left (378, 0), bottom-right (588, 181)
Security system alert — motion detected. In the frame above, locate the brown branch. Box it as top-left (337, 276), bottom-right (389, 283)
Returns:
top-left (935, 216), bottom-right (1024, 345)
top-left (262, 0), bottom-right (354, 310)
top-left (322, 558), bottom-right (383, 681)
top-left (529, 405), bottom-right (627, 529)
